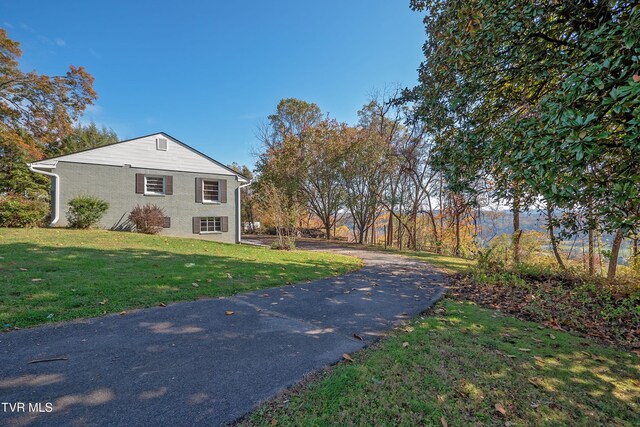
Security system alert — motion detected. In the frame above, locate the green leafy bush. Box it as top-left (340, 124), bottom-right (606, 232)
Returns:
top-left (0, 193), bottom-right (49, 227)
top-left (66, 196), bottom-right (109, 229)
top-left (128, 204), bottom-right (165, 234)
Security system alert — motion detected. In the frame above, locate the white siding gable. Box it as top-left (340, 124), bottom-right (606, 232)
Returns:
top-left (32, 133), bottom-right (246, 180)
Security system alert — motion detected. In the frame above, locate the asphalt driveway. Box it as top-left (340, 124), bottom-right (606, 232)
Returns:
top-left (0, 240), bottom-right (447, 426)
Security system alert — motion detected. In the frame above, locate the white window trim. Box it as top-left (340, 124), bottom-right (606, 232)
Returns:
top-left (144, 175), bottom-right (166, 196)
top-left (201, 179), bottom-right (220, 204)
top-left (199, 217), bottom-right (222, 234)
top-left (156, 138), bottom-right (168, 151)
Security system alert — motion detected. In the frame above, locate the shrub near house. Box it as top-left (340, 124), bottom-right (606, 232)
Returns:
top-left (67, 196), bottom-right (109, 229)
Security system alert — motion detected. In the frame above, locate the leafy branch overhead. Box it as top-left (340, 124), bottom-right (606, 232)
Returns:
top-left (407, 0), bottom-right (639, 279)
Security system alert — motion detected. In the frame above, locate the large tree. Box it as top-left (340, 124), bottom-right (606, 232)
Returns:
top-left (407, 0), bottom-right (639, 278)
top-left (0, 28), bottom-right (97, 197)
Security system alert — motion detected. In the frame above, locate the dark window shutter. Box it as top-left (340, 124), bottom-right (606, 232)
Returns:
top-left (195, 178), bottom-right (203, 203)
top-left (135, 173), bottom-right (145, 194)
top-left (219, 180), bottom-right (227, 203)
top-left (221, 216), bottom-right (228, 232)
top-left (192, 217), bottom-right (200, 234)
top-left (163, 217), bottom-right (171, 228)
top-left (165, 176), bottom-right (173, 195)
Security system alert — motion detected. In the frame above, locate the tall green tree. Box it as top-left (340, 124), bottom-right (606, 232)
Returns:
top-left (50, 122), bottom-right (118, 157)
top-left (407, 0), bottom-right (639, 278)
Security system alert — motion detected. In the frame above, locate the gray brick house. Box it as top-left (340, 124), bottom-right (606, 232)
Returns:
top-left (28, 132), bottom-right (250, 243)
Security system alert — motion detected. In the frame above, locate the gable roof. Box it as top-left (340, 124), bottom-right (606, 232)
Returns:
top-left (30, 132), bottom-right (249, 182)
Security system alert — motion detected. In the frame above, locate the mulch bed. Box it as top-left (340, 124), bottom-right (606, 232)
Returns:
top-left (446, 274), bottom-right (640, 353)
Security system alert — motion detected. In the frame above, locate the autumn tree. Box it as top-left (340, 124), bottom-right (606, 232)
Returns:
top-left (341, 125), bottom-right (394, 244)
top-left (296, 119), bottom-right (347, 240)
top-left (0, 28), bottom-right (97, 197)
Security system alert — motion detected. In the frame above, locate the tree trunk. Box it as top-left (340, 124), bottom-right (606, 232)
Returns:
top-left (588, 228), bottom-right (595, 275)
top-left (454, 211), bottom-right (461, 257)
top-left (512, 194), bottom-right (522, 264)
top-left (546, 205), bottom-right (565, 269)
top-left (325, 223), bottom-right (331, 241)
top-left (607, 229), bottom-right (624, 280)
top-left (386, 211), bottom-right (394, 247)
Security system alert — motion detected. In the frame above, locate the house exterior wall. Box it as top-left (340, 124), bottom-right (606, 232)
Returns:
top-left (54, 161), bottom-right (240, 243)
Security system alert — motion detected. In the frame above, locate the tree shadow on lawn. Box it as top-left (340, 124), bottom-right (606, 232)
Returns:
top-left (0, 242), bottom-right (350, 329)
top-left (421, 301), bottom-right (640, 426)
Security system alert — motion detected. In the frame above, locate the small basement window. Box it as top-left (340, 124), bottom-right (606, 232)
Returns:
top-left (200, 217), bottom-right (222, 233)
top-left (145, 176), bottom-right (166, 195)
top-left (202, 180), bottom-right (220, 202)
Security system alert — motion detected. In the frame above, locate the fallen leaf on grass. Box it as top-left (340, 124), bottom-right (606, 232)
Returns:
top-left (225, 273), bottom-right (233, 279)
top-left (192, 283), bottom-right (199, 288)
top-left (402, 342), bottom-right (410, 348)
top-left (548, 333), bottom-right (556, 340)
top-left (440, 416), bottom-right (448, 427)
top-left (342, 353), bottom-right (354, 362)
top-left (224, 311), bottom-right (235, 316)
top-left (98, 299), bottom-right (109, 305)
top-left (119, 311), bottom-right (127, 315)
top-left (270, 419), bottom-right (278, 426)
top-left (19, 268), bottom-right (28, 271)
top-left (518, 348), bottom-right (531, 352)
top-left (158, 302), bottom-right (166, 307)
top-left (495, 403), bottom-right (507, 416)
top-left (31, 278), bottom-right (42, 282)
top-left (528, 378), bottom-right (539, 387)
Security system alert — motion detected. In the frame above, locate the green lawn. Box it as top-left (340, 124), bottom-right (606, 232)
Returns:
top-left (241, 246), bottom-right (638, 426)
top-left (245, 299), bottom-right (640, 426)
top-left (0, 228), bottom-right (362, 329)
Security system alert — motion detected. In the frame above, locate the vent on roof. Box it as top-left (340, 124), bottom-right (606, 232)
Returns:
top-left (156, 138), bottom-right (168, 151)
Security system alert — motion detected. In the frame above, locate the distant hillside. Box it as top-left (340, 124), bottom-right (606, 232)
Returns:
top-left (477, 210), bottom-right (634, 261)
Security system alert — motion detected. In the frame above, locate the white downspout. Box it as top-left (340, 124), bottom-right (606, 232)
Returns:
top-left (28, 164), bottom-right (60, 226)
top-left (237, 180), bottom-right (252, 243)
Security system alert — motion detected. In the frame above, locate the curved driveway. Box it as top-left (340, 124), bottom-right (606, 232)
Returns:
top-left (0, 239), bottom-right (446, 427)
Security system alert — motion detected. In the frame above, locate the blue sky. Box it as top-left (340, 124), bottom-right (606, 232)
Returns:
top-left (1, 1), bottom-right (425, 169)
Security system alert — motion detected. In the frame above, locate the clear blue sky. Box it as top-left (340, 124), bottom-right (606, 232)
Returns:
top-left (1, 1), bottom-right (425, 169)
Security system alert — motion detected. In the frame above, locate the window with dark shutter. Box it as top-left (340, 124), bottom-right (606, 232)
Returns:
top-left (202, 180), bottom-right (219, 202)
top-left (163, 217), bottom-right (171, 228)
top-left (144, 176), bottom-right (165, 195)
top-left (198, 217), bottom-right (227, 233)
